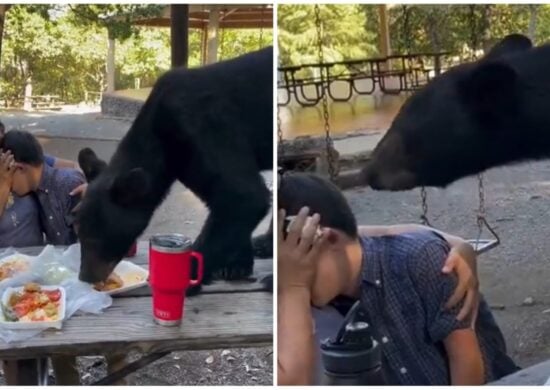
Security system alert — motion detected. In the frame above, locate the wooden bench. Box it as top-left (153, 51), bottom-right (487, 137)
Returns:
top-left (0, 242), bottom-right (272, 385)
top-left (27, 95), bottom-right (64, 111)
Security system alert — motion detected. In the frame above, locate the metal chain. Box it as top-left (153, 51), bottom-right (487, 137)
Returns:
top-left (419, 186), bottom-right (431, 226)
top-left (277, 109), bottom-right (283, 144)
top-left (219, 28), bottom-right (226, 61)
top-left (314, 4), bottom-right (336, 181)
top-left (258, 6), bottom-right (264, 49)
top-left (475, 173), bottom-right (486, 245)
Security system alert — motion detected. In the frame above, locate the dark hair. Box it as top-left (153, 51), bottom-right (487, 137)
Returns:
top-left (1, 130), bottom-right (44, 166)
top-left (0, 121), bottom-right (4, 134)
top-left (278, 173), bottom-right (358, 238)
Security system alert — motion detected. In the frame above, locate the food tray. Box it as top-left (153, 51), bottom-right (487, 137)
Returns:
top-left (104, 261), bottom-right (148, 295)
top-left (0, 254), bottom-right (33, 281)
top-left (0, 285), bottom-right (66, 330)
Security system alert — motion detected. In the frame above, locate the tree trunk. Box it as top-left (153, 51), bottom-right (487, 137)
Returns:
top-left (528, 5), bottom-right (537, 42)
top-left (0, 5), bottom-right (12, 73)
top-left (106, 29), bottom-right (116, 93)
top-left (479, 5), bottom-right (492, 53)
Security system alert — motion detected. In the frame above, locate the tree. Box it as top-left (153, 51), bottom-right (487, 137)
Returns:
top-left (278, 4), bottom-right (377, 68)
top-left (0, 4), bottom-right (12, 70)
top-left (66, 4), bottom-right (164, 41)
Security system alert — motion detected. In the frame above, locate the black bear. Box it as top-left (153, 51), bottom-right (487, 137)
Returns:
top-left (76, 47), bottom-right (273, 293)
top-left (363, 34), bottom-right (550, 191)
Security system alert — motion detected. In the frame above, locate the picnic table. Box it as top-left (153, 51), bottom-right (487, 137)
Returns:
top-left (0, 241), bottom-right (273, 385)
top-left (26, 95), bottom-right (64, 111)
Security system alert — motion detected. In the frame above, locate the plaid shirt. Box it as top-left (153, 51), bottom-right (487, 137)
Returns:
top-left (35, 164), bottom-right (85, 245)
top-left (359, 231), bottom-right (519, 385)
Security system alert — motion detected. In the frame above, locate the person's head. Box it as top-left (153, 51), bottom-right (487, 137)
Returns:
top-left (1, 130), bottom-right (44, 195)
top-left (278, 173), bottom-right (360, 307)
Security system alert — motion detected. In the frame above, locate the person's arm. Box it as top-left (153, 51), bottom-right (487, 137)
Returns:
top-left (62, 172), bottom-right (86, 235)
top-left (278, 287), bottom-right (316, 385)
top-left (409, 239), bottom-right (484, 384)
top-left (360, 224), bottom-right (479, 322)
top-left (277, 207), bottom-right (328, 385)
top-left (44, 154), bottom-right (80, 171)
top-left (0, 152), bottom-right (15, 217)
top-left (444, 329), bottom-right (485, 385)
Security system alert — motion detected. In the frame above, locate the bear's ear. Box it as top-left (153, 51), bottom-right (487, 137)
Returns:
top-left (486, 34), bottom-right (532, 59)
top-left (78, 148), bottom-right (107, 182)
top-left (459, 62), bottom-right (518, 120)
top-left (109, 168), bottom-right (151, 207)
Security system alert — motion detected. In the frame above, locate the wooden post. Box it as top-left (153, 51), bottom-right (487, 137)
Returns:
top-left (106, 34), bottom-right (115, 93)
top-left (378, 5), bottom-right (391, 57)
top-left (170, 4), bottom-right (189, 68)
top-left (206, 6), bottom-right (220, 64)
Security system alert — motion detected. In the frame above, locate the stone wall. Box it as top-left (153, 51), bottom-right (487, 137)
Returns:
top-left (101, 93), bottom-right (144, 119)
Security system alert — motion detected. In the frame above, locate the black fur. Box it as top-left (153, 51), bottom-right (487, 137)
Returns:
top-left (76, 47), bottom-right (273, 294)
top-left (363, 34), bottom-right (550, 190)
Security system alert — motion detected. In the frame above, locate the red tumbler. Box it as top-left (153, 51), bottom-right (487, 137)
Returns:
top-left (149, 234), bottom-right (203, 326)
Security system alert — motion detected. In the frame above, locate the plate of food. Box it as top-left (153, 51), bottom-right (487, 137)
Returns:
top-left (0, 254), bottom-right (32, 282)
top-left (93, 261), bottom-right (148, 295)
top-left (0, 283), bottom-right (66, 330)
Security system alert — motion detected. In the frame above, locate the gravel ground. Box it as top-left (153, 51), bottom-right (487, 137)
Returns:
top-left (345, 159), bottom-right (550, 369)
top-left (6, 109), bottom-right (550, 382)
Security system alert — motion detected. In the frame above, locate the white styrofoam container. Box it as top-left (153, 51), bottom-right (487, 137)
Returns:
top-left (0, 254), bottom-right (33, 280)
top-left (104, 261), bottom-right (149, 296)
top-left (0, 285), bottom-right (66, 330)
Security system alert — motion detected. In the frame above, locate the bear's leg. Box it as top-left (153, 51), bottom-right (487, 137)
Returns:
top-left (252, 217), bottom-right (273, 258)
top-left (187, 172), bottom-right (270, 294)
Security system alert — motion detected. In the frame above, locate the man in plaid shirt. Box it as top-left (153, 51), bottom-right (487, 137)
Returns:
top-left (278, 173), bottom-right (519, 385)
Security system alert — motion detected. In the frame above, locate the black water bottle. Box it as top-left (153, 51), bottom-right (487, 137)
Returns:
top-left (320, 301), bottom-right (385, 386)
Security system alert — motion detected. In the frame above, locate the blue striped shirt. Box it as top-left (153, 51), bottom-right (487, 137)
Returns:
top-left (359, 231), bottom-right (519, 385)
top-left (35, 164), bottom-right (85, 245)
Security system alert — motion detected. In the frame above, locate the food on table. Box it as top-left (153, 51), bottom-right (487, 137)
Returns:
top-left (2, 283), bottom-right (62, 322)
top-left (0, 257), bottom-right (30, 281)
top-left (94, 272), bottom-right (124, 292)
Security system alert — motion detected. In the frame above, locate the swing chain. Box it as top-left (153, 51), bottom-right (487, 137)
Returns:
top-left (475, 173), bottom-right (485, 245)
top-left (277, 109), bottom-right (283, 144)
top-left (474, 173), bottom-right (501, 250)
top-left (258, 5), bottom-right (265, 49)
top-left (314, 4), bottom-right (336, 181)
top-left (420, 186), bottom-right (431, 226)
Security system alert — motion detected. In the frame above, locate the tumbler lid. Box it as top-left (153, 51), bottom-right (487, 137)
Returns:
top-left (150, 234), bottom-right (193, 253)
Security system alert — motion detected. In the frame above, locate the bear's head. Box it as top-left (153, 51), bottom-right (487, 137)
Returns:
top-left (75, 148), bottom-right (152, 283)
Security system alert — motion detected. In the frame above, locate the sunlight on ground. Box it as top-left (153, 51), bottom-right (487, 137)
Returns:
top-left (113, 88), bottom-right (152, 102)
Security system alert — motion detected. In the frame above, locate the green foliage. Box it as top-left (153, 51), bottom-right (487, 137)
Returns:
top-left (66, 4), bottom-right (164, 41)
top-left (0, 4), bottom-right (271, 106)
top-left (278, 4), bottom-right (378, 67)
top-left (279, 4), bottom-right (550, 67)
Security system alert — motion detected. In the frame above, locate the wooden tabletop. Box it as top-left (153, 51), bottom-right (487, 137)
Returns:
top-left (0, 242), bottom-right (273, 359)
